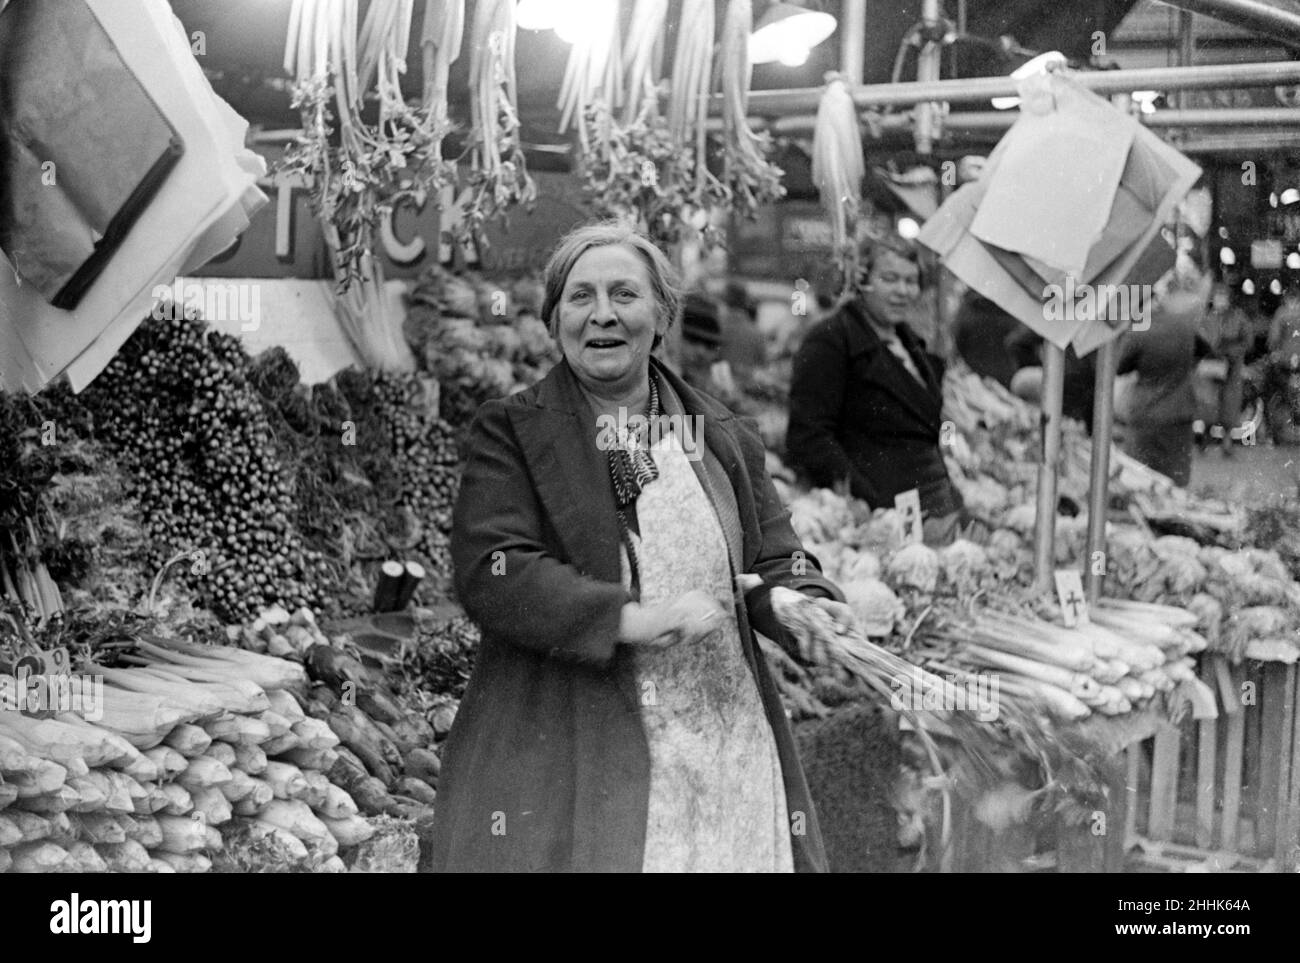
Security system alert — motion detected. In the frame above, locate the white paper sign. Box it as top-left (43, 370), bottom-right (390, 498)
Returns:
top-left (895, 489), bottom-right (924, 545)
top-left (1054, 570), bottom-right (1090, 627)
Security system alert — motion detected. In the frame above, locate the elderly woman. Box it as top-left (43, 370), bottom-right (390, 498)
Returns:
top-left (426, 221), bottom-right (852, 873)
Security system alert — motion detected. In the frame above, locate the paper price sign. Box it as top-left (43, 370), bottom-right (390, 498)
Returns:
top-left (1054, 570), bottom-right (1089, 627)
top-left (894, 489), bottom-right (924, 545)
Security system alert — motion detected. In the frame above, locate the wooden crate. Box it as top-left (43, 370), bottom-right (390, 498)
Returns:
top-left (1113, 654), bottom-right (1298, 871)
top-left (937, 653), bottom-right (1299, 872)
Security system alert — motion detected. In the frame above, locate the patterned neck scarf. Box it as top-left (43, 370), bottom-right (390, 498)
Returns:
top-left (608, 374), bottom-right (661, 596)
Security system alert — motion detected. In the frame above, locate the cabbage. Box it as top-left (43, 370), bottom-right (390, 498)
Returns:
top-left (1153, 535), bottom-right (1201, 562)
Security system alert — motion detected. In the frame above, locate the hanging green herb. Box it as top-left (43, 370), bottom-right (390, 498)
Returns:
top-left (280, 0), bottom-right (458, 291)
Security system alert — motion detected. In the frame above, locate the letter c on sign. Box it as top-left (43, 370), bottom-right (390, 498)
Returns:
top-left (381, 204), bottom-right (427, 266)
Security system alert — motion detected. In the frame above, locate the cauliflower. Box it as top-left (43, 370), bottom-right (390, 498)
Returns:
top-left (840, 549), bottom-right (883, 583)
top-left (842, 577), bottom-right (906, 637)
top-left (885, 542), bottom-right (940, 594)
top-left (1001, 503), bottom-right (1038, 535)
top-left (859, 509), bottom-right (907, 557)
top-left (938, 539), bottom-right (990, 593)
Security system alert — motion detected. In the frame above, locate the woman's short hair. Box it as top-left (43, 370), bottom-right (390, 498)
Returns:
top-left (862, 235), bottom-right (920, 279)
top-left (540, 220), bottom-right (683, 349)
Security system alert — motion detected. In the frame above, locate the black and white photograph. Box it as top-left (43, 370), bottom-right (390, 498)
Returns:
top-left (0, 0), bottom-right (1296, 926)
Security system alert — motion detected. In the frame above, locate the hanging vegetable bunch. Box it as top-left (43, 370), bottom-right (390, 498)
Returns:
top-left (812, 73), bottom-right (866, 294)
top-left (280, 0), bottom-right (460, 290)
top-left (574, 0), bottom-right (708, 248)
top-left (718, 0), bottom-right (785, 221)
top-left (460, 0), bottom-right (537, 246)
top-left (574, 0), bottom-right (783, 252)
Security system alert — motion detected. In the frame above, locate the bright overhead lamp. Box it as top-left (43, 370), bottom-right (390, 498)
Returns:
top-left (749, 2), bottom-right (837, 66)
top-left (991, 50), bottom-right (1066, 110)
top-left (515, 0), bottom-right (560, 31)
top-left (897, 217), bottom-right (921, 240)
top-left (1272, 278), bottom-right (1284, 295)
top-left (1281, 188), bottom-right (1300, 206)
top-left (554, 0), bottom-right (618, 45)
top-left (1220, 246), bottom-right (1237, 266)
top-left (1243, 278), bottom-right (1256, 295)
top-left (1288, 252), bottom-right (1300, 270)
top-left (517, 0), bottom-right (618, 45)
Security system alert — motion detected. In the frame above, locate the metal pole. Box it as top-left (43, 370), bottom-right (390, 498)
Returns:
top-left (1033, 344), bottom-right (1067, 593)
top-left (1159, 0), bottom-right (1300, 45)
top-left (840, 0), bottom-right (866, 84)
top-left (914, 0), bottom-right (944, 154)
top-left (1173, 10), bottom-right (1197, 146)
top-left (1084, 338), bottom-right (1119, 603)
top-left (722, 60), bottom-right (1300, 116)
top-left (713, 106), bottom-right (1300, 135)
top-left (913, 1), bottom-right (947, 352)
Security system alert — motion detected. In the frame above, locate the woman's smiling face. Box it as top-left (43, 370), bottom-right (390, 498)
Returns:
top-left (556, 244), bottom-right (666, 395)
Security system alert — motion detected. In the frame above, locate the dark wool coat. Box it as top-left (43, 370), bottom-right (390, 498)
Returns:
top-left (786, 298), bottom-right (963, 517)
top-left (426, 357), bottom-right (840, 873)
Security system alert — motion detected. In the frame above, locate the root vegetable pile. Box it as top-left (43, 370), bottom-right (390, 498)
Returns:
top-left (79, 308), bottom-right (327, 621)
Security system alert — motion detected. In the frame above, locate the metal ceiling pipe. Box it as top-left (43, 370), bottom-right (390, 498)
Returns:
top-left (716, 106), bottom-right (1300, 135)
top-left (1156, 0), bottom-right (1300, 46)
top-left (943, 107), bottom-right (1300, 128)
top-left (726, 59), bottom-right (1300, 115)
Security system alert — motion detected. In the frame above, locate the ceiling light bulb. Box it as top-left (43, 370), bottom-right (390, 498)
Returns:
top-left (515, 0), bottom-right (561, 31)
top-left (750, 3), bottom-right (837, 65)
top-left (554, 0), bottom-right (617, 45)
top-left (777, 45), bottom-right (811, 67)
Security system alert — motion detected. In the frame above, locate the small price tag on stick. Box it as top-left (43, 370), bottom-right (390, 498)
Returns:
top-left (895, 489), bottom-right (924, 545)
top-left (1054, 570), bottom-right (1090, 627)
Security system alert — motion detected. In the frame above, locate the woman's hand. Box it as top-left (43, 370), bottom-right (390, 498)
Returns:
top-left (620, 590), bottom-right (728, 649)
top-left (792, 598), bottom-right (860, 682)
